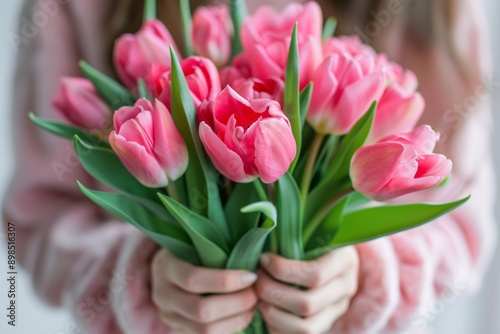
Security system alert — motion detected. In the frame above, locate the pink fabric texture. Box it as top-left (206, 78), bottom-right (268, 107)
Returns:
top-left (1, 1), bottom-right (496, 334)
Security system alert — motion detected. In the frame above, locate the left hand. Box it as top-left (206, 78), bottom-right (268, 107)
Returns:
top-left (256, 246), bottom-right (359, 334)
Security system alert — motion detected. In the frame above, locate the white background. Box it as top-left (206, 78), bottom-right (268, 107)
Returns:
top-left (0, 1), bottom-right (499, 333)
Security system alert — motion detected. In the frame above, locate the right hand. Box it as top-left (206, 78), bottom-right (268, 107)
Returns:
top-left (151, 249), bottom-right (258, 334)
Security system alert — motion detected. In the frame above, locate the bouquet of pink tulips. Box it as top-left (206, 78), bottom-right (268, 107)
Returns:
top-left (31, 0), bottom-right (468, 332)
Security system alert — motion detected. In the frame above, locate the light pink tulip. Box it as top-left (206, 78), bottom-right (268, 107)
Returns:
top-left (53, 77), bottom-right (110, 131)
top-left (109, 98), bottom-right (188, 188)
top-left (308, 53), bottom-right (386, 135)
top-left (199, 87), bottom-right (296, 184)
top-left (323, 36), bottom-right (377, 59)
top-left (368, 62), bottom-right (425, 143)
top-left (150, 56), bottom-right (221, 109)
top-left (114, 19), bottom-right (180, 89)
top-left (350, 125), bottom-right (452, 201)
top-left (235, 77), bottom-right (284, 104)
top-left (240, 1), bottom-right (323, 89)
top-left (192, 6), bottom-right (233, 67)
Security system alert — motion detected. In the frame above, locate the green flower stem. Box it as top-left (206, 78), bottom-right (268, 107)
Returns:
top-left (253, 180), bottom-right (268, 201)
top-left (166, 182), bottom-right (180, 202)
top-left (143, 0), bottom-right (157, 22)
top-left (300, 134), bottom-right (324, 204)
top-left (303, 187), bottom-right (354, 244)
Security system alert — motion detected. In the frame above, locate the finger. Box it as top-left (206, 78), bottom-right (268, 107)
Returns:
top-left (256, 268), bottom-right (358, 317)
top-left (154, 250), bottom-right (258, 294)
top-left (160, 310), bottom-right (255, 334)
top-left (153, 282), bottom-right (257, 323)
top-left (260, 299), bottom-right (350, 334)
top-left (260, 246), bottom-right (359, 288)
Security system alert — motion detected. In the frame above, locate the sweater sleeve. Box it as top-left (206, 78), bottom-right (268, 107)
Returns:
top-left (333, 0), bottom-right (496, 333)
top-left (1, 1), bottom-right (168, 333)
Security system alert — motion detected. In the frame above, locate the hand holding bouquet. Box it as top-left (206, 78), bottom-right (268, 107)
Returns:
top-left (31, 0), bottom-right (467, 332)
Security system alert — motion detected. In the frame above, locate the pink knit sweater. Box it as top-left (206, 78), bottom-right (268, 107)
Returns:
top-left (2, 0), bottom-right (496, 333)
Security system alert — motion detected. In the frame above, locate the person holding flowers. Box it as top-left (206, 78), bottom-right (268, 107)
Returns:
top-left (2, 0), bottom-right (495, 334)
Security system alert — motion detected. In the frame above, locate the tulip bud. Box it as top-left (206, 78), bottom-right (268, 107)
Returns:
top-left (367, 63), bottom-right (425, 144)
top-left (151, 56), bottom-right (222, 110)
top-left (308, 53), bottom-right (386, 135)
top-left (192, 5), bottom-right (233, 67)
top-left (53, 77), bottom-right (110, 131)
top-left (109, 98), bottom-right (188, 188)
top-left (199, 87), bottom-right (296, 184)
top-left (235, 77), bottom-right (284, 104)
top-left (240, 2), bottom-right (323, 89)
top-left (114, 19), bottom-right (180, 89)
top-left (350, 125), bottom-right (452, 201)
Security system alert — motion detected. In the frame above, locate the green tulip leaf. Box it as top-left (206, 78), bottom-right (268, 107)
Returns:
top-left (77, 183), bottom-right (200, 265)
top-left (229, 0), bottom-right (248, 57)
top-left (299, 83), bottom-right (313, 127)
top-left (305, 196), bottom-right (470, 259)
top-left (180, 0), bottom-right (194, 56)
top-left (322, 17), bottom-right (338, 40)
top-left (138, 79), bottom-right (152, 101)
top-left (79, 61), bottom-right (135, 109)
top-left (74, 135), bottom-right (158, 201)
top-left (29, 113), bottom-right (107, 145)
top-left (226, 202), bottom-right (277, 271)
top-left (225, 183), bottom-right (261, 244)
top-left (284, 24), bottom-right (301, 173)
top-left (275, 172), bottom-right (303, 260)
top-left (169, 47), bottom-right (229, 238)
top-left (158, 193), bottom-right (229, 268)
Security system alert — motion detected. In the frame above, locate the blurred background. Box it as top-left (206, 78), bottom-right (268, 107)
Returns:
top-left (0, 1), bottom-right (499, 333)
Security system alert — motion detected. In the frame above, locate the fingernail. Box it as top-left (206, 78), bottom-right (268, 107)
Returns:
top-left (260, 254), bottom-right (270, 266)
top-left (241, 273), bottom-right (258, 284)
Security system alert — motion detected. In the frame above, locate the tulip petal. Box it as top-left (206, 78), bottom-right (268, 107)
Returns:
top-left (369, 89), bottom-right (425, 143)
top-left (109, 132), bottom-right (168, 188)
top-left (334, 72), bottom-right (386, 134)
top-left (351, 142), bottom-right (410, 194)
top-left (415, 154), bottom-right (452, 178)
top-left (254, 118), bottom-right (297, 184)
top-left (199, 122), bottom-right (255, 183)
top-left (153, 100), bottom-right (189, 181)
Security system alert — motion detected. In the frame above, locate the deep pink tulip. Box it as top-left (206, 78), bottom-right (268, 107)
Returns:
top-left (220, 53), bottom-right (252, 89)
top-left (109, 98), bottom-right (188, 188)
top-left (151, 56), bottom-right (221, 109)
top-left (240, 1), bottom-right (323, 89)
top-left (199, 87), bottom-right (296, 184)
top-left (114, 19), bottom-right (180, 89)
top-left (192, 5), bottom-right (233, 67)
top-left (53, 77), bottom-right (110, 131)
top-left (308, 53), bottom-right (386, 135)
top-left (235, 77), bottom-right (284, 104)
top-left (368, 62), bottom-right (425, 143)
top-left (350, 125), bottom-right (452, 201)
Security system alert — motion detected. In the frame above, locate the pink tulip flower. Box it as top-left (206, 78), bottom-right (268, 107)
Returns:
top-left (323, 36), bottom-right (377, 59)
top-left (199, 87), bottom-right (296, 184)
top-left (220, 53), bottom-right (252, 89)
top-left (53, 77), bottom-right (110, 131)
top-left (308, 53), bottom-right (386, 135)
top-left (114, 19), bottom-right (180, 89)
top-left (235, 77), bottom-right (284, 104)
top-left (350, 125), bottom-right (452, 201)
top-left (240, 1), bottom-right (323, 89)
top-left (109, 98), bottom-right (188, 188)
top-left (368, 63), bottom-right (425, 143)
top-left (151, 56), bottom-right (221, 109)
top-left (192, 5), bottom-right (233, 67)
